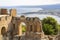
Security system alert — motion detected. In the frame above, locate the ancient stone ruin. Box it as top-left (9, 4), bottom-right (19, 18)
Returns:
top-left (0, 9), bottom-right (59, 40)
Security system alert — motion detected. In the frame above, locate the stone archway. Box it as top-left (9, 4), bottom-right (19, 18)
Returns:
top-left (1, 27), bottom-right (8, 40)
top-left (18, 21), bottom-right (27, 36)
top-left (1, 27), bottom-right (6, 36)
top-left (20, 22), bottom-right (26, 35)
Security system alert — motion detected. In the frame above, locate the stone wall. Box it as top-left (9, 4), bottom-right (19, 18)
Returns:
top-left (0, 9), bottom-right (8, 15)
top-left (0, 9), bottom-right (58, 40)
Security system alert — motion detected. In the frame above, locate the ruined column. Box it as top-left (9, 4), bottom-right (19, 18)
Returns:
top-left (10, 9), bottom-right (16, 17)
top-left (18, 23), bottom-right (22, 36)
top-left (1, 9), bottom-right (8, 15)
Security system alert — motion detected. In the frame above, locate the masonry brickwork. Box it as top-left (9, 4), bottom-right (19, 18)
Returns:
top-left (0, 9), bottom-right (59, 40)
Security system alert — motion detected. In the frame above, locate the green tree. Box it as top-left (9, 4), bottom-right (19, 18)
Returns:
top-left (57, 24), bottom-right (60, 34)
top-left (22, 25), bottom-right (26, 32)
top-left (42, 17), bottom-right (58, 35)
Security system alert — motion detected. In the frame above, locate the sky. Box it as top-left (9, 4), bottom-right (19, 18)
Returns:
top-left (16, 8), bottom-right (43, 14)
top-left (0, 0), bottom-right (60, 6)
top-left (0, 0), bottom-right (60, 23)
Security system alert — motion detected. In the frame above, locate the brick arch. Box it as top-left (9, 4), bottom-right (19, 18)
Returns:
top-left (19, 22), bottom-right (27, 32)
top-left (15, 16), bottom-right (43, 37)
top-left (1, 27), bottom-right (6, 36)
top-left (17, 21), bottom-right (28, 36)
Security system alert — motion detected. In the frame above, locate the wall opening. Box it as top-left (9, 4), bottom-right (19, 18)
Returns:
top-left (20, 22), bottom-right (26, 35)
top-left (1, 27), bottom-right (6, 36)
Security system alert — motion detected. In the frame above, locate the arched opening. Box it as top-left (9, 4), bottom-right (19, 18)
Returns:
top-left (1, 27), bottom-right (6, 36)
top-left (20, 22), bottom-right (26, 35)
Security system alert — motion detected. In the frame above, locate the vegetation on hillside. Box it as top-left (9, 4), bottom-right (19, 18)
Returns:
top-left (22, 25), bottom-right (26, 33)
top-left (42, 17), bottom-right (60, 35)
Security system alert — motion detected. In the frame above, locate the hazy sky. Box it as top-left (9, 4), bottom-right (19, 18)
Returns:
top-left (0, 0), bottom-right (60, 6)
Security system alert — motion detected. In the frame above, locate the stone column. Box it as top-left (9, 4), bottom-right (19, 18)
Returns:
top-left (32, 25), bottom-right (35, 32)
top-left (10, 9), bottom-right (16, 17)
top-left (18, 23), bottom-right (22, 36)
top-left (36, 22), bottom-right (41, 32)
